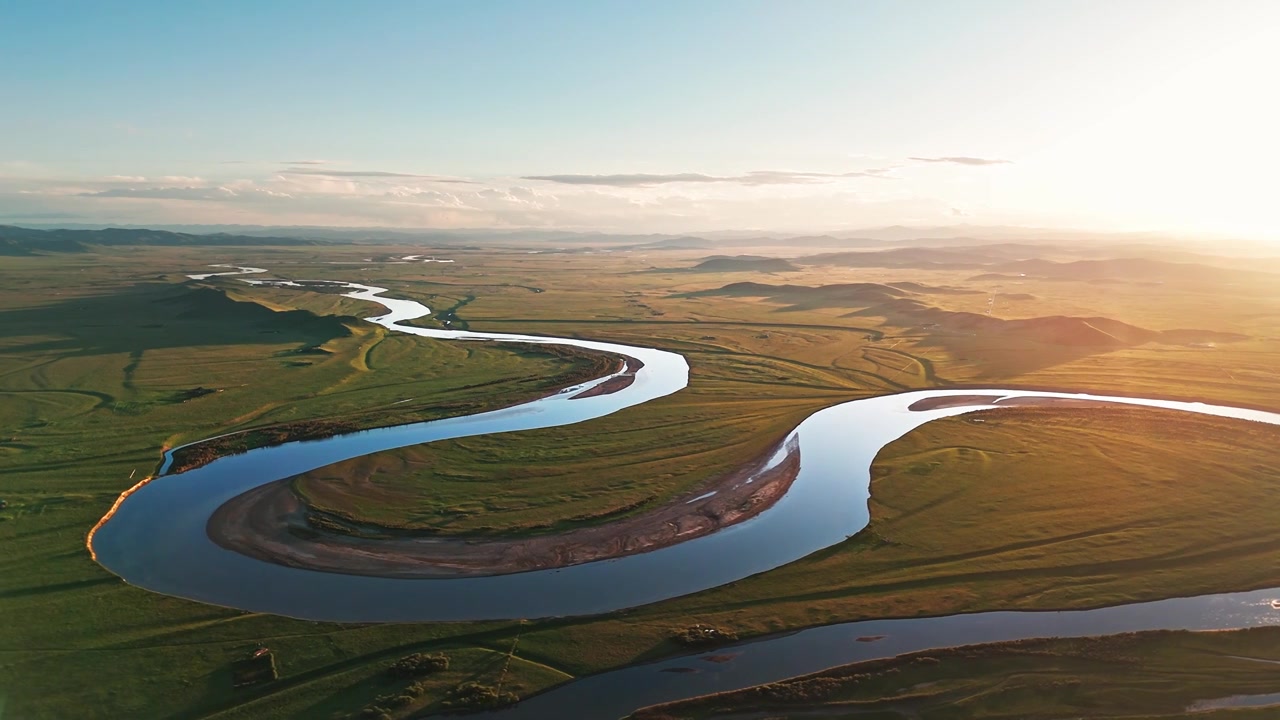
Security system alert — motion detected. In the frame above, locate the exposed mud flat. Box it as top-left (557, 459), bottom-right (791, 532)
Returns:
top-left (571, 356), bottom-right (645, 399)
top-left (208, 437), bottom-right (799, 578)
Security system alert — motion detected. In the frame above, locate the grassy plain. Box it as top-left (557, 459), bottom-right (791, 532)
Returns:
top-left (3, 240), bottom-right (1280, 719)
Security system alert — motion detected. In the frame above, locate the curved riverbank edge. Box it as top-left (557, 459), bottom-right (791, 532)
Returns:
top-left (571, 355), bottom-right (645, 399)
top-left (84, 472), bottom-right (155, 563)
top-left (208, 435), bottom-right (799, 578)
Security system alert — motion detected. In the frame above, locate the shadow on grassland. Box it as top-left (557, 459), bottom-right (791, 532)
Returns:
top-left (0, 283), bottom-right (357, 357)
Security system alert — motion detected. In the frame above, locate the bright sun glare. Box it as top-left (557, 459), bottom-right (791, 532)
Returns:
top-left (1006, 9), bottom-right (1280, 239)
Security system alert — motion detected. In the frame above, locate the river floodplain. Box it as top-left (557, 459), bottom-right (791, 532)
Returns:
top-left (5, 242), bottom-right (1280, 718)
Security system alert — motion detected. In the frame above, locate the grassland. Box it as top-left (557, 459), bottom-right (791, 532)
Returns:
top-left (287, 366), bottom-right (831, 536)
top-left (628, 627), bottom-right (1280, 719)
top-left (497, 402), bottom-right (1280, 687)
top-left (3, 240), bottom-right (1280, 719)
top-left (283, 241), bottom-right (1280, 538)
top-left (166, 337), bottom-right (618, 474)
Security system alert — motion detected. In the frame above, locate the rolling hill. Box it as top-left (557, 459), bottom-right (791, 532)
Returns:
top-left (688, 255), bottom-right (800, 272)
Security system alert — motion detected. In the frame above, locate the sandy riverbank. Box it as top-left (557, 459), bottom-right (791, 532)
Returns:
top-left (208, 436), bottom-right (799, 578)
top-left (571, 355), bottom-right (645, 399)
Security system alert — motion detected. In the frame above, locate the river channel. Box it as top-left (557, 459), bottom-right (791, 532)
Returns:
top-left (88, 270), bottom-right (1280, 717)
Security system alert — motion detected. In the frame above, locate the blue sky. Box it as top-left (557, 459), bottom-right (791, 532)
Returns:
top-left (2, 1), bottom-right (1277, 236)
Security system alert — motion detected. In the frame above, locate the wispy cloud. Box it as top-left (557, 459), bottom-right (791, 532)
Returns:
top-left (80, 186), bottom-right (238, 200)
top-left (280, 159), bottom-right (331, 165)
top-left (0, 155), bottom-right (985, 232)
top-left (522, 169), bottom-right (889, 187)
top-left (279, 167), bottom-right (477, 183)
top-left (525, 173), bottom-right (720, 186)
top-left (281, 168), bottom-right (423, 177)
top-left (78, 185), bottom-right (291, 201)
top-left (909, 156), bottom-right (1011, 166)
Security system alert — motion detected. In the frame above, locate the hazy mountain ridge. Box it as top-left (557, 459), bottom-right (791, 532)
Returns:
top-left (855, 301), bottom-right (1249, 347)
top-left (0, 225), bottom-right (325, 254)
top-left (686, 280), bottom-right (975, 311)
top-left (796, 247), bottom-right (1280, 284)
top-left (16, 222), bottom-right (1261, 250)
top-left (692, 280), bottom-right (1249, 349)
top-left (690, 256), bottom-right (800, 272)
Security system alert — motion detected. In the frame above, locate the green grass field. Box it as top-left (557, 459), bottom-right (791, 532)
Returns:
top-left (3, 243), bottom-right (1280, 719)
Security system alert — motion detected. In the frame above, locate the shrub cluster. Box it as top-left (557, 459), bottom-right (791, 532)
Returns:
top-left (386, 652), bottom-right (450, 679)
top-left (441, 681), bottom-right (518, 709)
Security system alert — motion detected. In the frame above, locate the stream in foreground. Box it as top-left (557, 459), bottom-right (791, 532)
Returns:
top-left (476, 585), bottom-right (1280, 719)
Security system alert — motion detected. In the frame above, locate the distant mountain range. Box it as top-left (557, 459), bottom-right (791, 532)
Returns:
top-left (0, 225), bottom-right (323, 255)
top-left (9, 222), bottom-right (1236, 248)
top-left (798, 248), bottom-right (1279, 285)
top-left (690, 280), bottom-right (1249, 349)
top-left (3, 223), bottom-right (1274, 261)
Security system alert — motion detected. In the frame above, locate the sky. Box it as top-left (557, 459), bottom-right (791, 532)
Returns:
top-left (1, 0), bottom-right (1278, 237)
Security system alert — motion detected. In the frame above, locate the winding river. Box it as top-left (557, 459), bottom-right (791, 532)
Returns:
top-left (89, 269), bottom-right (1280, 718)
